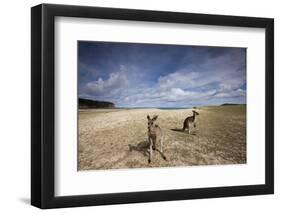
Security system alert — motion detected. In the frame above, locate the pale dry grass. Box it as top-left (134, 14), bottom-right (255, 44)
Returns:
top-left (78, 105), bottom-right (246, 170)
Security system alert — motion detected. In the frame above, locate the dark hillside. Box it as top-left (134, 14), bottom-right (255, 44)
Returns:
top-left (79, 98), bottom-right (114, 109)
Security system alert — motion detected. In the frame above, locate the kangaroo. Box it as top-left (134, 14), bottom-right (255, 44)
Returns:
top-left (182, 110), bottom-right (200, 134)
top-left (147, 115), bottom-right (167, 163)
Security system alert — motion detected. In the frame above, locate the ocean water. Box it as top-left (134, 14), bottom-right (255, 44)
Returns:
top-left (157, 108), bottom-right (191, 110)
top-left (115, 107), bottom-right (191, 110)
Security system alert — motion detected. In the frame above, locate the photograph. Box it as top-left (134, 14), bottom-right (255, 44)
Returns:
top-left (78, 41), bottom-right (247, 170)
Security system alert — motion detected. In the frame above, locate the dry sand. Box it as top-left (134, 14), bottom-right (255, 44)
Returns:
top-left (78, 105), bottom-right (246, 170)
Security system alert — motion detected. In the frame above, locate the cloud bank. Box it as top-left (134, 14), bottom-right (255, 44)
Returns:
top-left (78, 42), bottom-right (246, 108)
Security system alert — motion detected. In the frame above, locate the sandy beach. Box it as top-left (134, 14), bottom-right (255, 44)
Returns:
top-left (78, 105), bottom-right (246, 170)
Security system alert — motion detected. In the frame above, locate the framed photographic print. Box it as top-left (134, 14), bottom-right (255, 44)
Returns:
top-left (31, 4), bottom-right (274, 209)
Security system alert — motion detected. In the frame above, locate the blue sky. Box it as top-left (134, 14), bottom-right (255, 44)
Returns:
top-left (78, 41), bottom-right (246, 108)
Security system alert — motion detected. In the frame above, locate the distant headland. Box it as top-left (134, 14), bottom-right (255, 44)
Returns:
top-left (79, 98), bottom-right (115, 109)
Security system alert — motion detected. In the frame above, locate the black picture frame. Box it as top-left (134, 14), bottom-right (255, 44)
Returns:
top-left (31, 3), bottom-right (274, 209)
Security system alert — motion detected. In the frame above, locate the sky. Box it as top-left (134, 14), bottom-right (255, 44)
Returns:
top-left (78, 41), bottom-right (246, 108)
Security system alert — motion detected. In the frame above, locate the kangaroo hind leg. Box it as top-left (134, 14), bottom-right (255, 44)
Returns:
top-left (182, 121), bottom-right (187, 131)
top-left (159, 136), bottom-right (167, 160)
top-left (187, 122), bottom-right (190, 134)
top-left (152, 140), bottom-right (156, 150)
top-left (148, 137), bottom-right (152, 164)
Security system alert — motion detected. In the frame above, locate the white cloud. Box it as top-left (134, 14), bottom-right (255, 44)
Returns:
top-left (171, 88), bottom-right (185, 96)
top-left (214, 89), bottom-right (246, 98)
top-left (85, 71), bottom-right (129, 96)
top-left (158, 71), bottom-right (199, 90)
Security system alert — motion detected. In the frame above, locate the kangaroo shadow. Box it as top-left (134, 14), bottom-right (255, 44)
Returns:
top-left (129, 141), bottom-right (168, 161)
top-left (170, 128), bottom-right (197, 135)
top-left (128, 141), bottom-right (150, 157)
top-left (171, 128), bottom-right (183, 132)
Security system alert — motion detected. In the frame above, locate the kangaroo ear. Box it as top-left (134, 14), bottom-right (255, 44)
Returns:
top-left (147, 115), bottom-right (151, 120)
top-left (152, 115), bottom-right (158, 120)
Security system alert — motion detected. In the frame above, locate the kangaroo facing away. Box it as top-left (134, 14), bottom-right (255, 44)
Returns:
top-left (182, 110), bottom-right (200, 134)
top-left (147, 115), bottom-right (167, 163)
